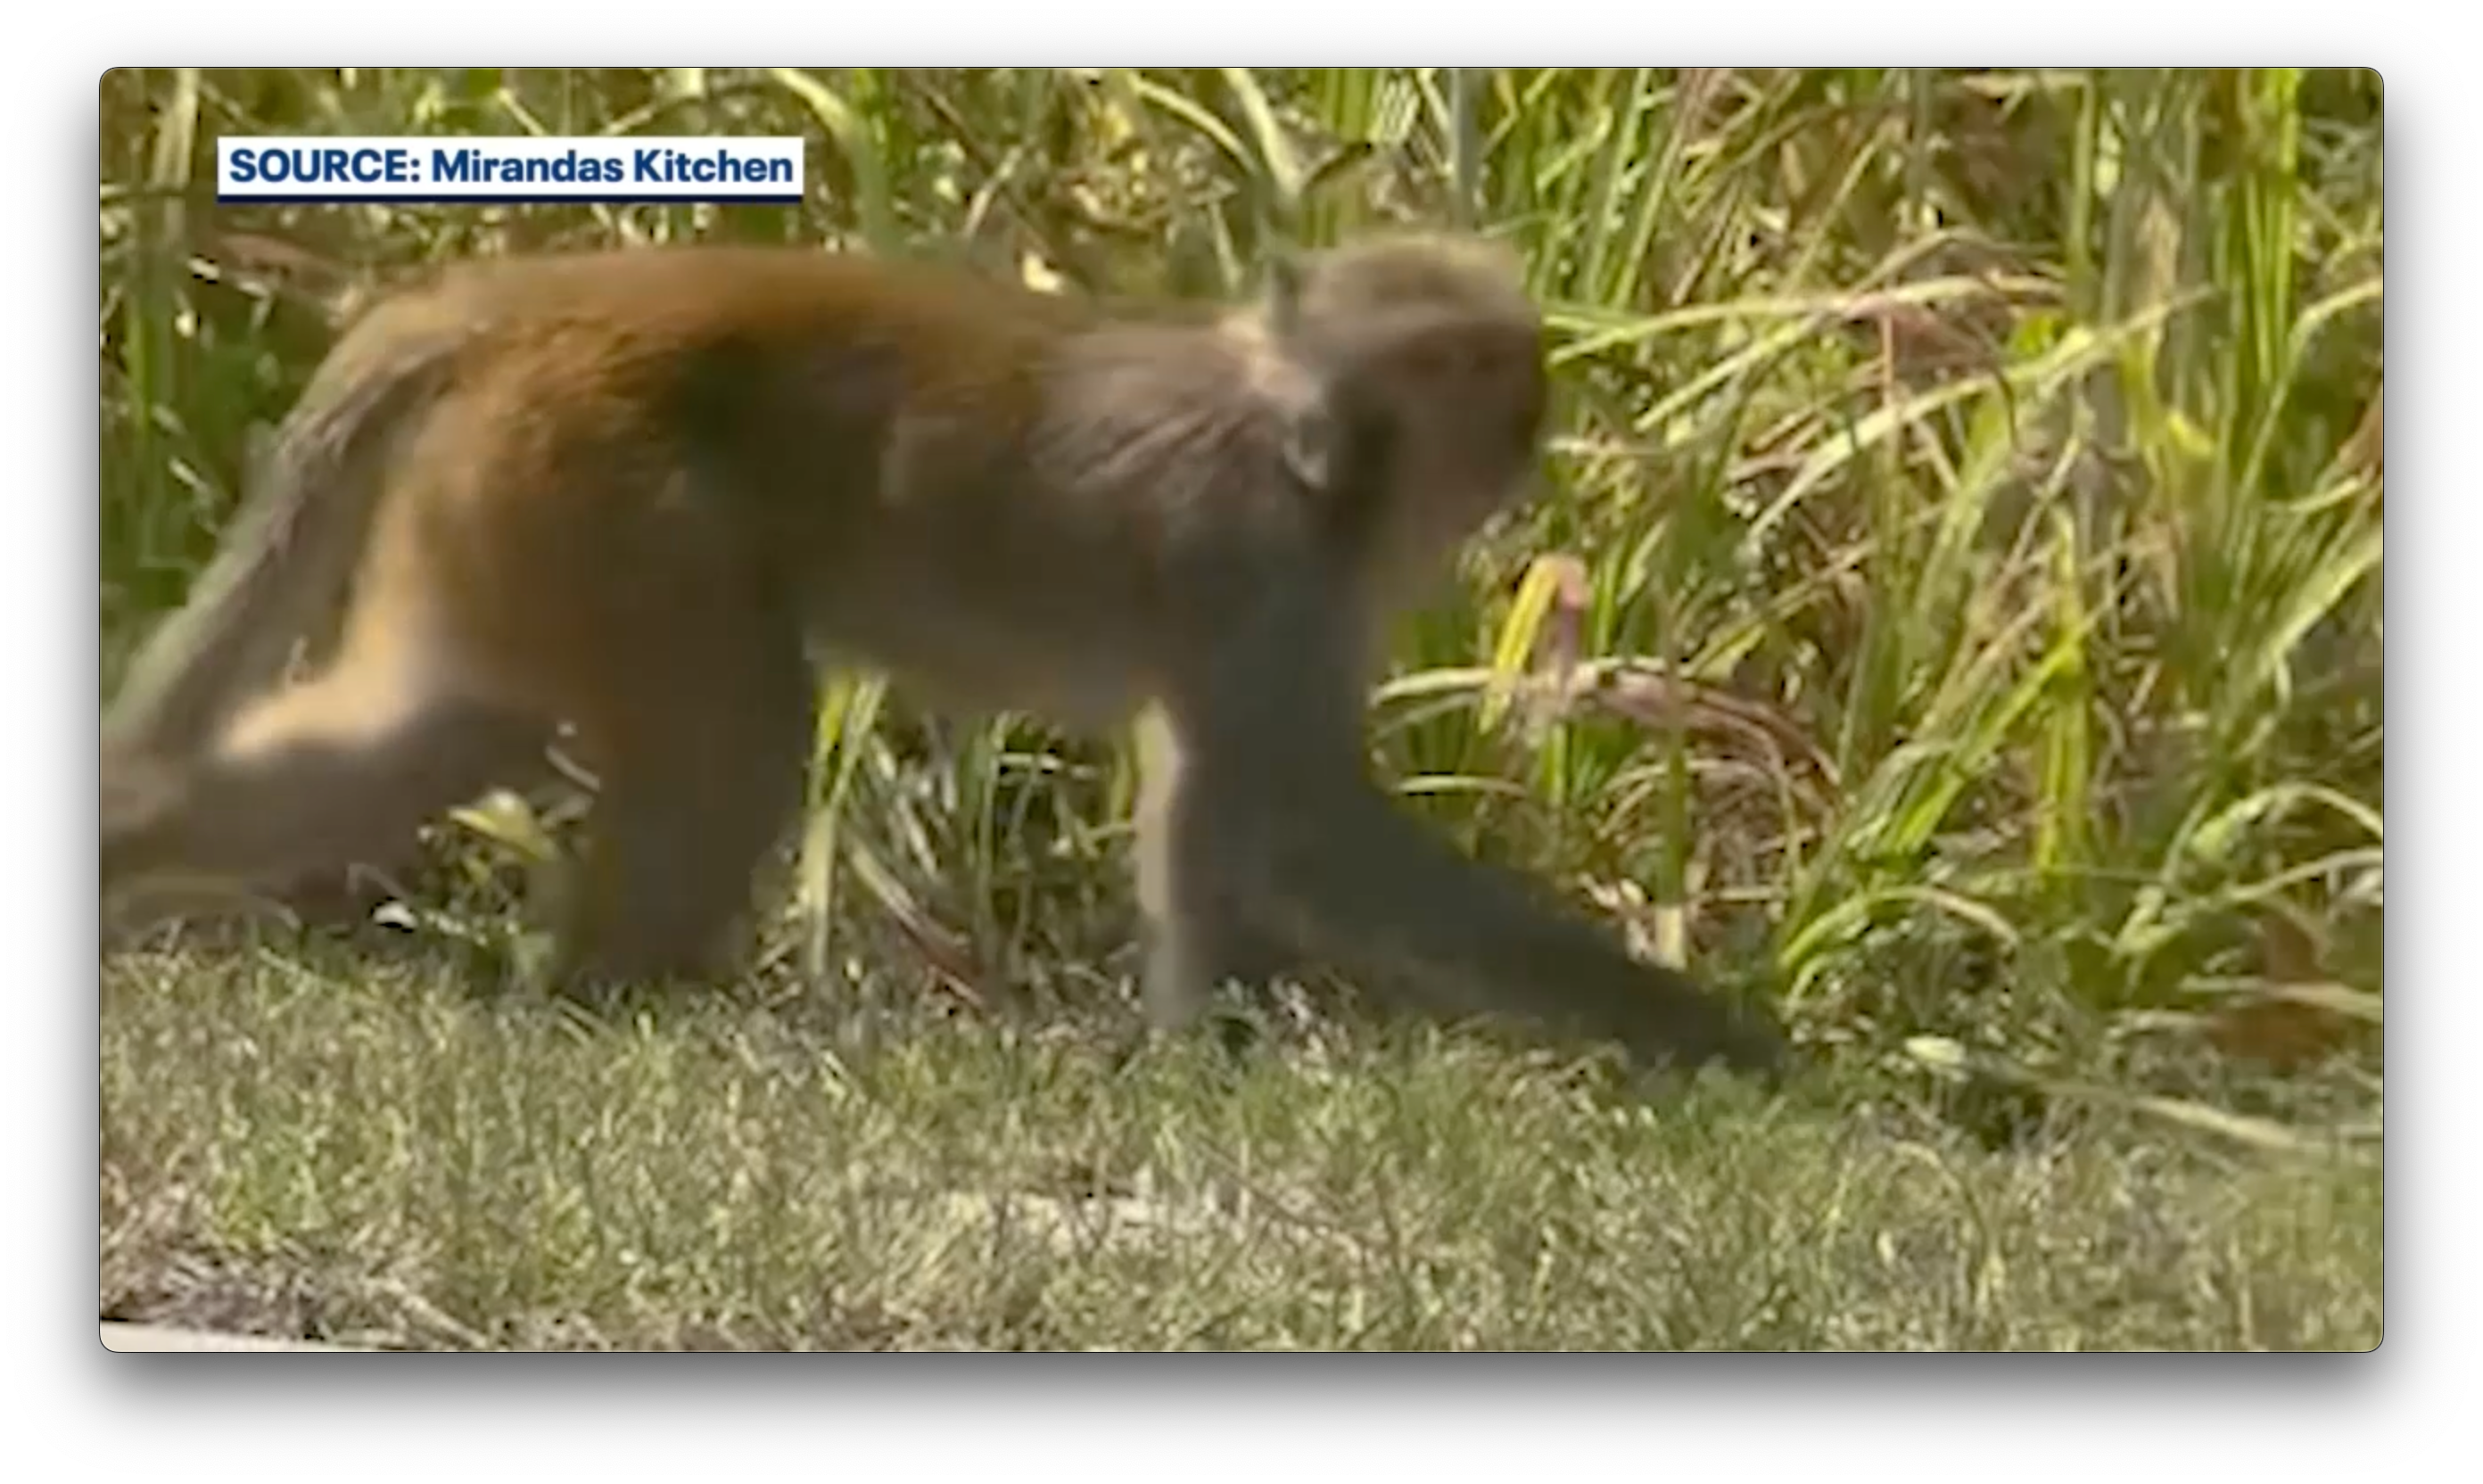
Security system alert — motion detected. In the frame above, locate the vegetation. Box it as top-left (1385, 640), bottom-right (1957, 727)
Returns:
top-left (99, 68), bottom-right (2383, 1350)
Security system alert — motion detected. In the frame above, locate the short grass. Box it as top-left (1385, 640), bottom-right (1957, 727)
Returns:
top-left (103, 944), bottom-right (2379, 1351)
top-left (99, 68), bottom-right (2384, 1351)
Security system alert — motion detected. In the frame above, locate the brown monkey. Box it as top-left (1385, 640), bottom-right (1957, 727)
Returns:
top-left (101, 234), bottom-right (1786, 1076)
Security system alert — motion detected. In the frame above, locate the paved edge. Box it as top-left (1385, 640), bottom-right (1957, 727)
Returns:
top-left (102, 1323), bottom-right (369, 1353)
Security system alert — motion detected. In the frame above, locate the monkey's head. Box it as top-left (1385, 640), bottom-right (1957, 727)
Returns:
top-left (1258, 234), bottom-right (1551, 585)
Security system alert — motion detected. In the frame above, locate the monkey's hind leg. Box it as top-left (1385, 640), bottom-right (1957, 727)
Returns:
top-left (101, 659), bottom-right (552, 919)
top-left (549, 593), bottom-right (815, 996)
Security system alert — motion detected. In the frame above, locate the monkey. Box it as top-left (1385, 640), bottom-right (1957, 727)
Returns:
top-left (99, 232), bottom-right (1787, 1077)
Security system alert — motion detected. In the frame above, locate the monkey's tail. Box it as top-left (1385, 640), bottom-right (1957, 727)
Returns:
top-left (103, 331), bottom-right (464, 762)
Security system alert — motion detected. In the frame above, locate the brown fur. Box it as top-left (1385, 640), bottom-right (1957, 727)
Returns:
top-left (101, 235), bottom-right (1784, 1076)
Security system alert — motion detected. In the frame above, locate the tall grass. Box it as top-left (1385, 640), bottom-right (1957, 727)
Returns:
top-left (99, 67), bottom-right (2384, 1106)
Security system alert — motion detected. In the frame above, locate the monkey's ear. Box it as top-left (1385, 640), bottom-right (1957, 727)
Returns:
top-left (1280, 392), bottom-right (1339, 493)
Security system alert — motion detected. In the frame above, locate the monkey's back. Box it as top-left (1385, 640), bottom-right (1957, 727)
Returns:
top-left (332, 246), bottom-right (1296, 733)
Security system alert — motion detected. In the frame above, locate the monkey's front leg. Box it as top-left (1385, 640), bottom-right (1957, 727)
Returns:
top-left (1131, 704), bottom-right (1308, 1035)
